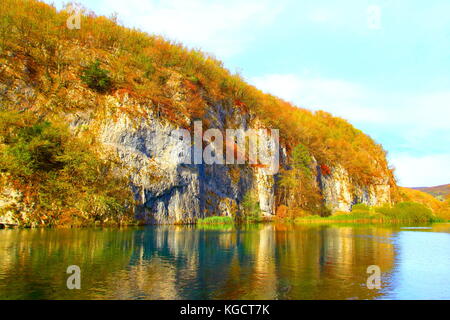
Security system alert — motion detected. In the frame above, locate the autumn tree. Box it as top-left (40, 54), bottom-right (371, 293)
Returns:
top-left (278, 144), bottom-right (322, 216)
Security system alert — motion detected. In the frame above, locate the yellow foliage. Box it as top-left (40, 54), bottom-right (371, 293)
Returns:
top-left (399, 187), bottom-right (450, 220)
top-left (0, 0), bottom-right (397, 213)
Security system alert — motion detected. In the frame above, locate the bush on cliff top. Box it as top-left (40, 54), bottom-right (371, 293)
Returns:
top-left (80, 60), bottom-right (113, 93)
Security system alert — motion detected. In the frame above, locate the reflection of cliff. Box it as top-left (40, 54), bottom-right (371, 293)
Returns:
top-left (99, 258), bottom-right (180, 300)
top-left (323, 226), bottom-right (395, 276)
top-left (0, 224), bottom-right (397, 300)
top-left (0, 228), bottom-right (135, 299)
top-left (131, 224), bottom-right (396, 300)
top-left (252, 224), bottom-right (277, 299)
top-left (272, 224), bottom-right (396, 299)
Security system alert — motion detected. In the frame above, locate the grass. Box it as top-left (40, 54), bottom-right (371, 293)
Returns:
top-left (196, 216), bottom-right (234, 225)
top-left (294, 202), bottom-right (444, 224)
top-left (196, 215), bottom-right (270, 225)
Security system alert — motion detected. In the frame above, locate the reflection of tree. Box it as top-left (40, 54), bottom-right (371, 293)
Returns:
top-left (0, 224), bottom-right (397, 300)
top-left (212, 224), bottom-right (278, 299)
top-left (272, 224), bottom-right (396, 299)
top-left (0, 228), bottom-right (135, 299)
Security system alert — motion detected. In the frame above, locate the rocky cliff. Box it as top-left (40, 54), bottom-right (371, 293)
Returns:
top-left (65, 89), bottom-right (392, 224)
top-left (318, 165), bottom-right (391, 212)
top-left (68, 92), bottom-right (279, 224)
top-left (0, 0), bottom-right (395, 226)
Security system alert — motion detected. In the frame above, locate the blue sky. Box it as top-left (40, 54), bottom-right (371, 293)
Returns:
top-left (49, 0), bottom-right (450, 187)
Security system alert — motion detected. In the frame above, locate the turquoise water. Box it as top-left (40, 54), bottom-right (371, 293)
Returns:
top-left (0, 223), bottom-right (449, 299)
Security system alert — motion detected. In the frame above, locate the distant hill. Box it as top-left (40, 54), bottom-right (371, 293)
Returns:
top-left (413, 184), bottom-right (450, 201)
top-left (400, 187), bottom-right (444, 212)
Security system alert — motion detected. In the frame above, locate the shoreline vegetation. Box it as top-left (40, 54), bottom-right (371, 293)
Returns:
top-left (2, 201), bottom-right (448, 229)
top-left (197, 201), bottom-right (450, 225)
top-left (196, 215), bottom-right (271, 225)
top-left (290, 202), bottom-right (446, 224)
top-left (186, 202), bottom-right (449, 226)
top-left (1, 201), bottom-right (448, 229)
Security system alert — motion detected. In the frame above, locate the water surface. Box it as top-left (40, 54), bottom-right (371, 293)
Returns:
top-left (0, 223), bottom-right (449, 299)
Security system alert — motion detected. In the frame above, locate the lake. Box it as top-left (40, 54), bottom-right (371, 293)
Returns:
top-left (0, 223), bottom-right (449, 300)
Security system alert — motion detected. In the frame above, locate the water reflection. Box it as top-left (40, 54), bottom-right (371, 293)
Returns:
top-left (0, 223), bottom-right (449, 299)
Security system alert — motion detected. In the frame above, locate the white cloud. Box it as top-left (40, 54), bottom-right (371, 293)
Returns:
top-left (46, 1), bottom-right (450, 187)
top-left (250, 73), bottom-right (450, 129)
top-left (250, 73), bottom-right (450, 186)
top-left (61, 0), bottom-right (285, 58)
top-left (389, 153), bottom-right (450, 187)
top-left (250, 73), bottom-right (388, 123)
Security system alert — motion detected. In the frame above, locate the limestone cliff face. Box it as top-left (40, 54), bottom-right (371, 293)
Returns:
top-left (0, 184), bottom-right (24, 225)
top-left (74, 95), bottom-right (277, 224)
top-left (72, 95), bottom-right (391, 223)
top-left (0, 93), bottom-right (392, 224)
top-left (0, 64), bottom-right (392, 225)
top-left (318, 165), bottom-right (392, 212)
top-left (99, 113), bottom-right (202, 224)
top-left (0, 0), bottom-right (397, 225)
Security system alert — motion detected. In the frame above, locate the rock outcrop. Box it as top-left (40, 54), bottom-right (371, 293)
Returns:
top-left (0, 0), bottom-right (395, 225)
top-left (88, 97), bottom-right (278, 224)
top-left (69, 95), bottom-right (392, 224)
top-left (318, 165), bottom-right (391, 212)
top-left (0, 78), bottom-right (393, 225)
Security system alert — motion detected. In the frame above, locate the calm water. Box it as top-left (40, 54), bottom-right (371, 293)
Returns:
top-left (0, 223), bottom-right (449, 300)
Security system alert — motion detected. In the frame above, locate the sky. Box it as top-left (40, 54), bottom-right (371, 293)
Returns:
top-left (48, 0), bottom-right (450, 187)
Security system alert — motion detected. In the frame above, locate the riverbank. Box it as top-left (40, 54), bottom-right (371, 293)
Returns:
top-left (196, 202), bottom-right (447, 226)
top-left (294, 202), bottom-right (445, 224)
top-left (2, 201), bottom-right (447, 229)
top-left (0, 220), bottom-right (143, 229)
top-left (293, 214), bottom-right (446, 224)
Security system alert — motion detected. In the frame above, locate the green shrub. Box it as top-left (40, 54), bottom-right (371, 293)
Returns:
top-left (80, 60), bottom-right (112, 93)
top-left (241, 190), bottom-right (261, 222)
top-left (0, 111), bottom-right (134, 226)
top-left (295, 201), bottom-right (441, 224)
top-left (375, 202), bottom-right (436, 222)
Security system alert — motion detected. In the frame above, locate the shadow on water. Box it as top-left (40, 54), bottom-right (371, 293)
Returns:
top-left (0, 223), bottom-right (449, 299)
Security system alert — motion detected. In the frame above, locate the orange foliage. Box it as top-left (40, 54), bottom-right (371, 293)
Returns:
top-left (275, 205), bottom-right (289, 218)
top-left (0, 0), bottom-right (395, 189)
top-left (114, 88), bottom-right (136, 99)
top-left (320, 164), bottom-right (331, 176)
